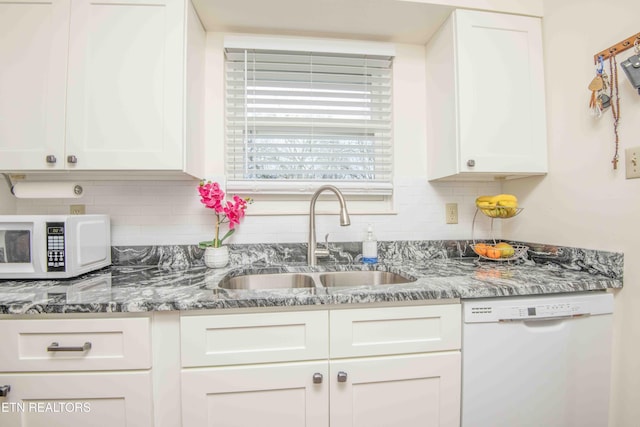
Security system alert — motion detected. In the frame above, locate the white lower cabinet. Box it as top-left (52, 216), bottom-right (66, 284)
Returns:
top-left (0, 371), bottom-right (153, 427)
top-left (180, 304), bottom-right (462, 427)
top-left (0, 316), bottom-right (154, 427)
top-left (1, 305), bottom-right (461, 427)
top-left (330, 353), bottom-right (461, 427)
top-left (181, 361), bottom-right (329, 427)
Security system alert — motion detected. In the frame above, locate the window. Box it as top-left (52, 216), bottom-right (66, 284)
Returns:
top-left (224, 37), bottom-right (394, 195)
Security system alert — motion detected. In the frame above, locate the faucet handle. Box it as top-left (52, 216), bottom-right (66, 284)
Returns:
top-left (315, 233), bottom-right (330, 259)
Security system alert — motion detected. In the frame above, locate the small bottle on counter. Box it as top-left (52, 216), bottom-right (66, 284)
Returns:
top-left (362, 224), bottom-right (378, 264)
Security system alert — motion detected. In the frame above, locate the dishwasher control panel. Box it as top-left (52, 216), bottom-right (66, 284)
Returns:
top-left (467, 302), bottom-right (586, 322)
top-left (462, 292), bottom-right (615, 323)
top-left (499, 302), bottom-right (585, 321)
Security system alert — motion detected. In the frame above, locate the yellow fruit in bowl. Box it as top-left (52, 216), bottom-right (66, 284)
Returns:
top-left (495, 242), bottom-right (515, 258)
top-left (476, 194), bottom-right (519, 218)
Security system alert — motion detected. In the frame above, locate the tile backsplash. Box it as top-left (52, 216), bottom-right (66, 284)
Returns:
top-left (15, 177), bottom-right (503, 246)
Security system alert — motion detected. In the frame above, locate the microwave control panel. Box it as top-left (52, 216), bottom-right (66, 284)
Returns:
top-left (46, 222), bottom-right (65, 272)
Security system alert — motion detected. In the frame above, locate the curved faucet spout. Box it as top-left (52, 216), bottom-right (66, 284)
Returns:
top-left (308, 185), bottom-right (351, 267)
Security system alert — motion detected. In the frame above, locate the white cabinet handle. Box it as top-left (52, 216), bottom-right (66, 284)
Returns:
top-left (47, 342), bottom-right (92, 352)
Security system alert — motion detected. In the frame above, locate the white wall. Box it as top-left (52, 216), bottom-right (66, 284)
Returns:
top-left (503, 0), bottom-right (640, 424)
top-left (14, 37), bottom-right (502, 246)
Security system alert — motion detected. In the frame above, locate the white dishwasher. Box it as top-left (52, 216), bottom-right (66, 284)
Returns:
top-left (461, 291), bottom-right (614, 427)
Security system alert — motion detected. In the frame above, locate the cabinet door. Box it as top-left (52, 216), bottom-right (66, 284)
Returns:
top-left (330, 353), bottom-right (461, 427)
top-left (65, 0), bottom-right (184, 170)
top-left (456, 10), bottom-right (547, 175)
top-left (0, 0), bottom-right (70, 170)
top-left (181, 361), bottom-right (329, 427)
top-left (0, 371), bottom-right (153, 427)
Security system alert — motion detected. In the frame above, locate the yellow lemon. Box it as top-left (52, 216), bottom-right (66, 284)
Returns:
top-left (495, 242), bottom-right (515, 258)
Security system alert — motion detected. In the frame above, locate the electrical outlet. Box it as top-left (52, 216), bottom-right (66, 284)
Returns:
top-left (625, 146), bottom-right (640, 179)
top-left (445, 203), bottom-right (458, 224)
top-left (70, 204), bottom-right (85, 215)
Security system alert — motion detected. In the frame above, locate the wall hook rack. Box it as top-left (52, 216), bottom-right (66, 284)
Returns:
top-left (594, 32), bottom-right (640, 63)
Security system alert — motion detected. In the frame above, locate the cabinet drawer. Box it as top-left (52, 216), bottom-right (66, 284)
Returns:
top-left (0, 317), bottom-right (151, 372)
top-left (180, 311), bottom-right (328, 367)
top-left (330, 304), bottom-right (461, 358)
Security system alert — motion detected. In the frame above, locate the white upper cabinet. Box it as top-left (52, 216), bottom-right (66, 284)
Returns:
top-left (425, 9), bottom-right (548, 181)
top-left (0, 0), bottom-right (70, 170)
top-left (65, 0), bottom-right (184, 171)
top-left (0, 0), bottom-right (204, 175)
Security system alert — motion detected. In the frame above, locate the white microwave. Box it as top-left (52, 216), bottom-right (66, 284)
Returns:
top-left (0, 215), bottom-right (111, 280)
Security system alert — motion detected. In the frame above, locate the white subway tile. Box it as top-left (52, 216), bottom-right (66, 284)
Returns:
top-left (16, 179), bottom-right (504, 245)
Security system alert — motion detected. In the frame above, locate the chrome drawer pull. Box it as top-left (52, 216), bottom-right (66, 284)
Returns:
top-left (337, 371), bottom-right (348, 383)
top-left (47, 342), bottom-right (92, 352)
top-left (0, 385), bottom-right (10, 397)
top-left (313, 373), bottom-right (323, 384)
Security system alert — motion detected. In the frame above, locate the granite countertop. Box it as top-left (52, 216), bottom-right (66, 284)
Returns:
top-left (0, 241), bottom-right (623, 315)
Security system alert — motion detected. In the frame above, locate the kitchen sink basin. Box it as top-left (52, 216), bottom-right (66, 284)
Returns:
top-left (216, 268), bottom-right (415, 291)
top-left (218, 273), bottom-right (316, 290)
top-left (319, 270), bottom-right (415, 287)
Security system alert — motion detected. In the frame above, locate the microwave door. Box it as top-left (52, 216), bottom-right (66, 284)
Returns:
top-left (5, 229), bottom-right (32, 263)
top-left (0, 226), bottom-right (37, 277)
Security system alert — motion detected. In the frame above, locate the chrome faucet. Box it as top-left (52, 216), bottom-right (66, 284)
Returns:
top-left (307, 185), bottom-right (351, 267)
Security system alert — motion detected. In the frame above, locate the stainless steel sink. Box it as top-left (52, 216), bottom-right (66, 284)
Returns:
top-left (218, 273), bottom-right (316, 290)
top-left (319, 270), bottom-right (415, 287)
top-left (216, 268), bottom-right (415, 290)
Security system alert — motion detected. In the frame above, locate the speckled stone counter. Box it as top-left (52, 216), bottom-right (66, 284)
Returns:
top-left (0, 240), bottom-right (623, 314)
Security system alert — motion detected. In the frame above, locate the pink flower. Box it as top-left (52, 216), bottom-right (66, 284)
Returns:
top-left (198, 181), bottom-right (252, 247)
top-left (198, 181), bottom-right (226, 214)
top-left (224, 195), bottom-right (248, 229)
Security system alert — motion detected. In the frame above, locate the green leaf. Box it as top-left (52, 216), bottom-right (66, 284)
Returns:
top-left (198, 240), bottom-right (216, 248)
top-left (219, 228), bottom-right (235, 244)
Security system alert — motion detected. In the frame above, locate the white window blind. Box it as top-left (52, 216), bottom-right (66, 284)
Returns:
top-left (225, 47), bottom-right (393, 195)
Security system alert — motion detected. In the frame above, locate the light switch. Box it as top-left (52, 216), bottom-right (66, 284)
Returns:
top-left (625, 147), bottom-right (640, 179)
